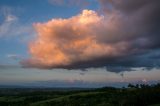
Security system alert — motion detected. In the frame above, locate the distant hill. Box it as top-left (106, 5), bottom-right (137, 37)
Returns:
top-left (0, 83), bottom-right (160, 106)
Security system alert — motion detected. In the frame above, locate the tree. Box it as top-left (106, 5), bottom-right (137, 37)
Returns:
top-left (128, 83), bottom-right (135, 88)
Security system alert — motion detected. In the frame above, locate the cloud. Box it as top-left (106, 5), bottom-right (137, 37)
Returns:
top-left (22, 10), bottom-right (130, 69)
top-left (5, 14), bottom-right (17, 22)
top-left (0, 6), bottom-right (17, 37)
top-left (48, 0), bottom-right (90, 7)
top-left (22, 0), bottom-right (160, 72)
top-left (0, 6), bottom-right (34, 40)
top-left (0, 14), bottom-right (17, 37)
top-left (7, 54), bottom-right (21, 60)
top-left (0, 64), bottom-right (19, 69)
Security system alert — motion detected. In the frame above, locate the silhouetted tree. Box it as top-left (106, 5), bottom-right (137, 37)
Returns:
top-left (128, 83), bottom-right (135, 88)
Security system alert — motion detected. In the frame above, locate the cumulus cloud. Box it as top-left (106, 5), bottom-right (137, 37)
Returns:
top-left (22, 0), bottom-right (160, 72)
top-left (22, 10), bottom-right (131, 69)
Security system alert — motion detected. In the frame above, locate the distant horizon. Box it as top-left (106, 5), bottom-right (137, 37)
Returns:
top-left (0, 79), bottom-right (159, 88)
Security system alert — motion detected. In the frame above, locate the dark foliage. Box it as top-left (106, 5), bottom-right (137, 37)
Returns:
top-left (0, 83), bottom-right (160, 106)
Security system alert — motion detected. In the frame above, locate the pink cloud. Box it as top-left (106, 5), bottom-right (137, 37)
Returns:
top-left (22, 0), bottom-right (160, 71)
top-left (22, 10), bottom-right (133, 69)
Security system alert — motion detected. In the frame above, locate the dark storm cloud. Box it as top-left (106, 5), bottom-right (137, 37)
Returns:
top-left (22, 0), bottom-right (160, 72)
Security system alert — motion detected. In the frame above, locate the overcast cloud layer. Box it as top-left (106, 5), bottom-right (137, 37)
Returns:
top-left (21, 0), bottom-right (160, 72)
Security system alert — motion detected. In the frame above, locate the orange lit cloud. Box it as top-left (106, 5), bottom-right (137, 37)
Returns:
top-left (22, 0), bottom-right (160, 71)
top-left (23, 10), bottom-right (130, 69)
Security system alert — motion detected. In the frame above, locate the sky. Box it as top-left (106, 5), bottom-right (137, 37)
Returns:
top-left (0, 0), bottom-right (160, 88)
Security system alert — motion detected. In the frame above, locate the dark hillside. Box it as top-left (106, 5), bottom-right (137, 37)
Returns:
top-left (0, 83), bottom-right (160, 106)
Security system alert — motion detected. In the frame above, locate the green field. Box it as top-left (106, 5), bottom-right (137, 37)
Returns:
top-left (0, 83), bottom-right (160, 106)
